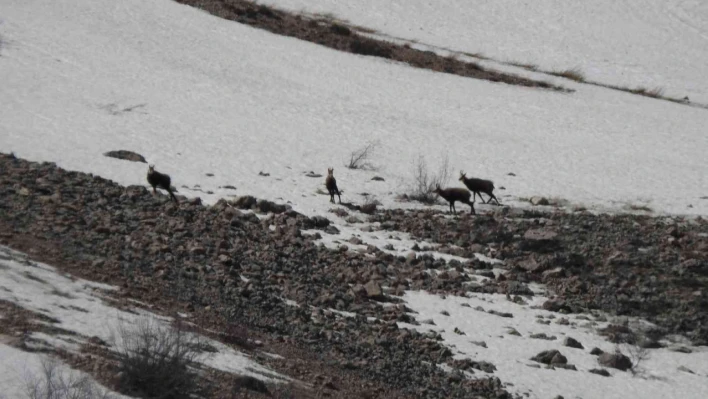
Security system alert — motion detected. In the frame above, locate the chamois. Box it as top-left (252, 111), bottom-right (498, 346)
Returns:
top-left (459, 171), bottom-right (500, 205)
top-left (147, 164), bottom-right (178, 202)
top-left (434, 185), bottom-right (475, 215)
top-left (325, 167), bottom-right (342, 204)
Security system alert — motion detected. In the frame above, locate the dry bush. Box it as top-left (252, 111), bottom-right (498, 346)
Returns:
top-left (626, 342), bottom-right (651, 377)
top-left (360, 194), bottom-right (380, 214)
top-left (114, 317), bottom-right (203, 399)
top-left (25, 358), bottom-right (115, 399)
top-left (407, 153), bottom-right (451, 204)
top-left (347, 141), bottom-right (379, 170)
top-left (550, 67), bottom-right (586, 82)
top-left (630, 86), bottom-right (665, 98)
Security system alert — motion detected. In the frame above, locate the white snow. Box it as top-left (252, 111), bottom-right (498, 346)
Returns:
top-left (1, 0), bottom-right (707, 397)
top-left (262, 0), bottom-right (708, 104)
top-left (0, 342), bottom-right (128, 399)
top-left (0, 0), bottom-right (706, 219)
top-left (0, 246), bottom-right (287, 388)
top-left (400, 290), bottom-right (708, 399)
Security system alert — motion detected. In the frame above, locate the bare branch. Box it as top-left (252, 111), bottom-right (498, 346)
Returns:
top-left (347, 141), bottom-right (379, 170)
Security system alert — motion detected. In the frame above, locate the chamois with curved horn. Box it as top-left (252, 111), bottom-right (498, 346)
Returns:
top-left (325, 167), bottom-right (342, 204)
top-left (459, 171), bottom-right (500, 205)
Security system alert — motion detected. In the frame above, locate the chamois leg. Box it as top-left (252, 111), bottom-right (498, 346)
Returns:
top-left (463, 199), bottom-right (476, 215)
top-left (479, 192), bottom-right (490, 204)
top-left (337, 191), bottom-right (341, 204)
top-left (167, 188), bottom-right (178, 203)
top-left (487, 192), bottom-right (500, 205)
top-left (472, 191), bottom-right (483, 203)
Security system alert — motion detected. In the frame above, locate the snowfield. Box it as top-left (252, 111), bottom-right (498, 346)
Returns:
top-left (401, 291), bottom-right (708, 399)
top-left (1, 0), bottom-right (707, 218)
top-left (1, 0), bottom-right (708, 397)
top-left (262, 0), bottom-right (708, 104)
top-left (0, 245), bottom-right (287, 397)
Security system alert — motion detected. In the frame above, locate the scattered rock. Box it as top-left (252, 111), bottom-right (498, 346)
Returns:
top-left (563, 337), bottom-right (584, 349)
top-left (530, 333), bottom-right (556, 340)
top-left (588, 368), bottom-right (611, 377)
top-left (530, 196), bottom-right (550, 206)
top-left (590, 347), bottom-right (604, 356)
top-left (364, 280), bottom-right (383, 300)
top-left (488, 310), bottom-right (513, 318)
top-left (103, 150), bottom-right (147, 163)
top-left (677, 365), bottom-right (695, 374)
top-left (371, 176), bottom-right (385, 181)
top-left (531, 350), bottom-right (567, 365)
top-left (598, 352), bottom-right (632, 371)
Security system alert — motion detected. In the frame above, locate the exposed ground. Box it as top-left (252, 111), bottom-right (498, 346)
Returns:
top-left (1, 153), bottom-right (706, 398)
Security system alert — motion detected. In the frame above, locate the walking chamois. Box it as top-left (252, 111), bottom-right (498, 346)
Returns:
top-left (434, 185), bottom-right (475, 215)
top-left (147, 164), bottom-right (178, 202)
top-left (325, 167), bottom-right (342, 204)
top-left (459, 171), bottom-right (500, 205)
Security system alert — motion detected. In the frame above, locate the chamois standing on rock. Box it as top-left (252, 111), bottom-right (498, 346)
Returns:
top-left (147, 164), bottom-right (178, 202)
top-left (434, 185), bottom-right (475, 215)
top-left (459, 171), bottom-right (500, 205)
top-left (325, 167), bottom-right (342, 204)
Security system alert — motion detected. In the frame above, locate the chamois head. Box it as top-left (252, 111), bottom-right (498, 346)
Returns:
top-left (327, 167), bottom-right (334, 177)
top-left (148, 164), bottom-right (155, 174)
top-left (459, 171), bottom-right (467, 181)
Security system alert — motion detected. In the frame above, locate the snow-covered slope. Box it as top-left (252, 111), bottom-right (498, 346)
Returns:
top-left (1, 0), bottom-right (706, 216)
top-left (262, 0), bottom-right (708, 104)
top-left (402, 291), bottom-right (708, 399)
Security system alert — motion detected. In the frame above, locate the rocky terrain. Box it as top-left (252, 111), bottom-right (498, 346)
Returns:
top-left (372, 208), bottom-right (708, 345)
top-left (1, 152), bottom-right (706, 398)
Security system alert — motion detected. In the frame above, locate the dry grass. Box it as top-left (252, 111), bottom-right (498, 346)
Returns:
top-left (549, 67), bottom-right (586, 82)
top-left (628, 86), bottom-right (665, 98)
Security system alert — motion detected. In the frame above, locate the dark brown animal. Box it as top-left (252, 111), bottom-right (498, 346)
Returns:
top-left (459, 171), bottom-right (500, 205)
top-left (325, 167), bottom-right (341, 204)
top-left (434, 185), bottom-right (475, 215)
top-left (147, 164), bottom-right (178, 202)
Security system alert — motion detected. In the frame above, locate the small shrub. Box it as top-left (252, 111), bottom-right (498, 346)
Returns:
top-left (407, 153), bottom-right (451, 204)
top-left (360, 194), bottom-right (380, 214)
top-left (626, 342), bottom-right (651, 377)
top-left (347, 141), bottom-right (379, 170)
top-left (630, 86), bottom-right (665, 98)
top-left (550, 67), bottom-right (586, 82)
top-left (115, 317), bottom-right (202, 399)
top-left (25, 358), bottom-right (114, 399)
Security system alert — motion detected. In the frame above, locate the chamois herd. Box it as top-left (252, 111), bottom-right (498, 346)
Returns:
top-left (146, 165), bottom-right (500, 215)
